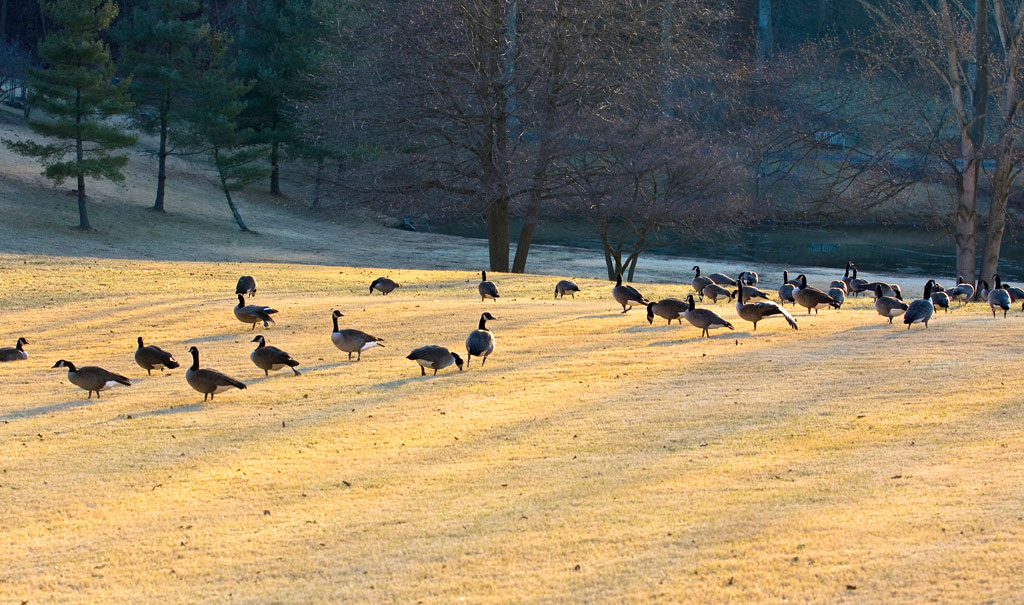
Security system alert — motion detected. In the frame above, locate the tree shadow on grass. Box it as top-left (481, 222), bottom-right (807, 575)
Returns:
top-left (0, 398), bottom-right (96, 421)
top-left (128, 403), bottom-right (206, 418)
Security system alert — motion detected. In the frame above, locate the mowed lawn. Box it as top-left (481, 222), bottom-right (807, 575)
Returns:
top-left (0, 255), bottom-right (1021, 602)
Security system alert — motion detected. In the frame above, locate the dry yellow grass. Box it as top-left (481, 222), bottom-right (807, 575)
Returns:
top-left (2, 256), bottom-right (1023, 603)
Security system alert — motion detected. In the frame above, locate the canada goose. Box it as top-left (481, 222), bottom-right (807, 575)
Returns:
top-left (1001, 283), bottom-right (1024, 302)
top-left (0, 337), bottom-right (29, 362)
top-left (874, 284), bottom-right (909, 324)
top-left (369, 277), bottom-right (400, 295)
top-left (931, 290), bottom-right (951, 313)
top-left (330, 310), bottom-right (384, 361)
top-left (949, 276), bottom-right (975, 302)
top-left (841, 261), bottom-right (854, 289)
top-left (185, 346), bottom-right (246, 401)
top-left (682, 295), bottom-right (734, 338)
top-left (691, 266), bottom-right (713, 294)
top-left (612, 273), bottom-right (649, 313)
top-left (647, 298), bottom-right (688, 325)
top-left (554, 279), bottom-right (580, 299)
top-left (51, 360), bottom-right (130, 399)
top-left (829, 280), bottom-right (848, 293)
top-left (406, 345), bottom-right (464, 376)
top-left (478, 271), bottom-right (499, 301)
top-left (848, 265), bottom-right (869, 296)
top-left (778, 271), bottom-right (797, 306)
top-left (466, 312), bottom-right (496, 367)
top-left (693, 266), bottom-right (736, 286)
top-left (250, 335), bottom-right (301, 376)
top-left (234, 295), bottom-right (278, 330)
top-left (740, 271), bottom-right (759, 286)
top-left (701, 283), bottom-right (735, 303)
top-left (235, 275), bottom-right (257, 297)
top-left (903, 280), bottom-right (936, 329)
top-left (736, 279), bottom-right (771, 301)
top-left (783, 270), bottom-right (802, 286)
top-left (134, 337), bottom-right (179, 375)
top-left (989, 274), bottom-right (1012, 318)
top-left (861, 281), bottom-right (896, 298)
top-left (734, 282), bottom-right (797, 331)
top-left (827, 287), bottom-right (846, 308)
top-left (794, 275), bottom-right (841, 314)
top-left (979, 279), bottom-right (990, 301)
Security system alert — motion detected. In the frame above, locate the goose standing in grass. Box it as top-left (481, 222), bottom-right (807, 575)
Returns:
top-left (840, 261), bottom-right (854, 290)
top-left (849, 265), bottom-right (869, 296)
top-left (827, 287), bottom-right (846, 308)
top-left (1001, 282), bottom-right (1024, 302)
top-left (185, 346), bottom-right (246, 401)
top-left (0, 337), bottom-right (29, 362)
top-left (369, 277), bottom-right (400, 295)
top-left (861, 281), bottom-right (897, 298)
top-left (330, 310), bottom-right (384, 361)
top-left (988, 274), bottom-right (1012, 318)
top-left (949, 277), bottom-right (975, 303)
top-left (931, 289), bottom-right (951, 313)
top-left (701, 283), bottom-right (734, 303)
top-left (234, 295), bottom-right (278, 330)
top-left (699, 267), bottom-right (736, 286)
top-left (778, 271), bottom-right (797, 306)
top-left (734, 282), bottom-right (797, 332)
top-left (407, 345), bottom-right (464, 376)
top-left (612, 273), bottom-right (649, 313)
top-left (250, 335), bottom-right (301, 376)
top-left (465, 312), bottom-right (496, 367)
top-left (235, 275), bottom-right (257, 297)
top-left (794, 275), bottom-right (841, 314)
top-left (873, 284), bottom-right (909, 324)
top-left (554, 279), bottom-right (580, 299)
top-left (736, 280), bottom-right (771, 301)
top-left (691, 266), bottom-right (714, 294)
top-left (979, 279), bottom-right (990, 301)
top-left (682, 295), bottom-right (734, 338)
top-left (478, 271), bottom-right (499, 301)
top-left (51, 360), bottom-right (130, 399)
top-left (134, 337), bottom-right (179, 375)
top-left (903, 280), bottom-right (936, 329)
top-left (647, 298), bottom-right (688, 325)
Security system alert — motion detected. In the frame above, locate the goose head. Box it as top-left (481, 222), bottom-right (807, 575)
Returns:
top-left (481, 270), bottom-right (487, 281)
top-left (685, 294), bottom-right (696, 310)
top-left (251, 335), bottom-right (266, 347)
top-left (17, 337), bottom-right (29, 347)
top-left (692, 266), bottom-right (700, 276)
top-left (646, 302), bottom-right (656, 324)
top-left (615, 273), bottom-right (623, 286)
top-left (451, 352), bottom-right (465, 371)
top-left (51, 359), bottom-right (75, 371)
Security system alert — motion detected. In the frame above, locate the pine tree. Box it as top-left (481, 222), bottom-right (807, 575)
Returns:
top-left (114, 0), bottom-right (210, 213)
top-left (4, 0), bottom-right (135, 231)
top-left (182, 33), bottom-right (264, 233)
top-left (235, 0), bottom-right (327, 196)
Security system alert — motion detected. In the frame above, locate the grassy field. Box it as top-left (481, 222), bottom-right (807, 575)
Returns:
top-left (1, 256), bottom-right (1023, 602)
top-left (3, 110), bottom-right (1024, 602)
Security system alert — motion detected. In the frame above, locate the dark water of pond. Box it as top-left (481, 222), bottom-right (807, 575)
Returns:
top-left (428, 219), bottom-right (1024, 282)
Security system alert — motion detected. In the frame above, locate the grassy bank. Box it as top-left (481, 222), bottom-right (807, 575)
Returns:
top-left (1, 256), bottom-right (1022, 602)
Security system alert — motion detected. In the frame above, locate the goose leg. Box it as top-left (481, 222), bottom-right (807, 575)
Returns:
top-left (481, 356), bottom-right (487, 367)
top-left (265, 369), bottom-right (269, 376)
top-left (433, 368), bottom-right (439, 376)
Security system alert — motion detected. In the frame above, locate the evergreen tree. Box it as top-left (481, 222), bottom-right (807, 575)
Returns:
top-left (114, 0), bottom-right (210, 213)
top-left (4, 0), bottom-right (135, 230)
top-left (182, 34), bottom-right (264, 233)
top-left (235, 0), bottom-right (327, 196)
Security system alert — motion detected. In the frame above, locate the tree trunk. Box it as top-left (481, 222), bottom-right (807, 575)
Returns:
top-left (1, 0), bottom-right (8, 41)
top-left (485, 197), bottom-right (510, 271)
top-left (312, 157), bottom-right (325, 209)
top-left (154, 105), bottom-right (168, 213)
top-left (270, 139), bottom-right (281, 195)
top-left (214, 148), bottom-right (252, 233)
top-left (755, 0), bottom-right (773, 66)
top-left (979, 135), bottom-right (1015, 282)
top-left (77, 174), bottom-right (90, 230)
top-left (511, 202), bottom-right (538, 273)
top-left (626, 252), bottom-right (640, 282)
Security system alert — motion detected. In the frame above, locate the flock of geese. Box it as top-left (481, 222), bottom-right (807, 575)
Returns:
top-left (1, 262), bottom-right (1019, 401)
